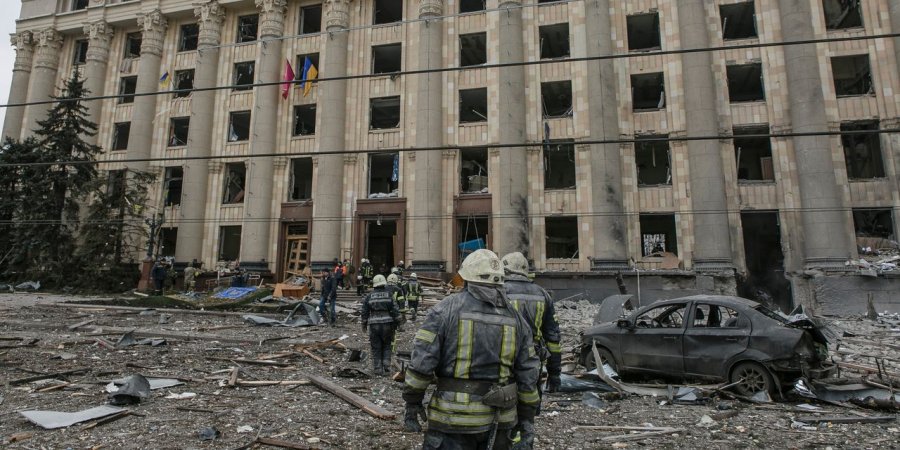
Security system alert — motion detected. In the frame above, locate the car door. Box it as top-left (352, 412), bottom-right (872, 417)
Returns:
top-left (683, 303), bottom-right (751, 379)
top-left (620, 303), bottom-right (687, 376)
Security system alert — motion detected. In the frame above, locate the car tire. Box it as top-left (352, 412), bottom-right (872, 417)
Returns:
top-left (583, 345), bottom-right (618, 374)
top-left (730, 361), bottom-right (773, 396)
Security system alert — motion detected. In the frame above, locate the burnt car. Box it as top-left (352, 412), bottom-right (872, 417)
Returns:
top-left (578, 295), bottom-right (835, 396)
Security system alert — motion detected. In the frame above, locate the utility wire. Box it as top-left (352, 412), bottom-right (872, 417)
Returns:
top-left (1, 128), bottom-right (897, 168)
top-left (2, 31), bottom-right (897, 109)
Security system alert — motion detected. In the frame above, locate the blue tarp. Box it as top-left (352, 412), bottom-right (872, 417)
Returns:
top-left (213, 287), bottom-right (257, 299)
top-left (457, 238), bottom-right (486, 253)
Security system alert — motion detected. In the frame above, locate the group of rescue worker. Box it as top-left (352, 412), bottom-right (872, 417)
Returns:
top-left (354, 249), bottom-right (561, 450)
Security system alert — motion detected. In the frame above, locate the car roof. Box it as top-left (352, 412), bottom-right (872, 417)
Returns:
top-left (644, 295), bottom-right (760, 309)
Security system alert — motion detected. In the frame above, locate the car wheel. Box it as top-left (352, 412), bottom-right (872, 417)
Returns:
top-left (583, 345), bottom-right (618, 374)
top-left (730, 361), bottom-right (773, 396)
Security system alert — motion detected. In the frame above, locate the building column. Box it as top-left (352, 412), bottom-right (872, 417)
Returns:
top-left (892, 2), bottom-right (900, 75)
top-left (176, 0), bottom-right (225, 266)
top-left (82, 20), bottom-right (114, 146)
top-left (410, 0), bottom-right (445, 273)
top-left (238, 0), bottom-right (287, 272)
top-left (21, 28), bottom-right (63, 138)
top-left (492, 0), bottom-right (529, 257)
top-left (309, 0), bottom-right (350, 272)
top-left (585, 0), bottom-right (628, 270)
top-left (779, 1), bottom-right (851, 268)
top-left (678, 0), bottom-right (733, 270)
top-left (2, 31), bottom-right (34, 141)
top-left (128, 9), bottom-right (167, 174)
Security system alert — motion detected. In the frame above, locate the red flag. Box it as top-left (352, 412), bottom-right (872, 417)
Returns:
top-left (281, 59), bottom-right (295, 100)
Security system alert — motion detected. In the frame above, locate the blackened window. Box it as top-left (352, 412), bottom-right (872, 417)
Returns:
top-left (726, 63), bottom-right (765, 102)
top-left (180, 24), bottom-right (199, 52)
top-left (543, 140), bottom-right (576, 190)
top-left (372, 43), bottom-right (402, 74)
top-left (295, 53), bottom-right (320, 79)
top-left (73, 40), bottom-right (88, 65)
top-left (640, 214), bottom-right (678, 256)
top-left (832, 54), bottom-right (873, 96)
top-left (173, 69), bottom-right (194, 98)
top-left (233, 62), bottom-right (255, 91)
top-left (289, 158), bottom-right (313, 201)
top-left (299, 5), bottom-right (322, 34)
top-left (237, 15), bottom-right (259, 43)
top-left (631, 72), bottom-right (666, 111)
top-left (545, 217), bottom-right (579, 259)
top-left (460, 33), bottom-right (487, 67)
top-left (125, 32), bottom-right (141, 58)
top-left (119, 76), bottom-right (137, 104)
top-left (720, 2), bottom-right (757, 40)
top-left (459, 88), bottom-right (488, 123)
top-left (219, 226), bottom-right (242, 261)
top-left (733, 126), bottom-right (774, 182)
top-left (635, 136), bottom-right (671, 186)
top-left (541, 81), bottom-right (573, 118)
top-left (460, 0), bottom-right (485, 13)
top-left (460, 148), bottom-right (488, 194)
top-left (163, 167), bottom-right (183, 206)
top-left (841, 121), bottom-right (884, 179)
top-left (223, 163), bottom-right (246, 204)
top-left (168, 117), bottom-right (190, 147)
top-left (539, 23), bottom-right (570, 59)
top-left (293, 105), bottom-right (317, 136)
top-left (370, 96), bottom-right (401, 130)
top-left (228, 111), bottom-right (251, 142)
top-left (374, 0), bottom-right (402, 25)
top-left (112, 122), bottom-right (130, 151)
top-left (72, 0), bottom-right (88, 11)
top-left (823, 0), bottom-right (862, 30)
top-left (627, 12), bottom-right (661, 51)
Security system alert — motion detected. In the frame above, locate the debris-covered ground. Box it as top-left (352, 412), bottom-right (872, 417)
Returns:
top-left (1, 293), bottom-right (898, 449)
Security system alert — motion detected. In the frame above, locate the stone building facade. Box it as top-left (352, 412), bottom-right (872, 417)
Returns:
top-left (5, 0), bottom-right (900, 313)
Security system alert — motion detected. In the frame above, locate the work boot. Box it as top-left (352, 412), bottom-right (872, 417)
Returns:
top-left (382, 356), bottom-right (392, 377)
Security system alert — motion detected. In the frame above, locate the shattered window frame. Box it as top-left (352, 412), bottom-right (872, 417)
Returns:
top-left (460, 147), bottom-right (489, 194)
top-left (289, 157), bottom-right (314, 201)
top-left (218, 225), bottom-right (242, 261)
top-left (459, 88), bottom-right (488, 124)
top-left (733, 125), bottom-right (775, 182)
top-left (368, 152), bottom-right (400, 196)
top-left (639, 213), bottom-right (679, 257)
top-left (227, 111), bottom-right (252, 142)
top-left (222, 162), bottom-right (247, 205)
top-left (852, 208), bottom-right (895, 241)
top-left (539, 23), bottom-right (570, 59)
top-left (72, 39), bottom-right (88, 65)
top-left (720, 2), bottom-right (758, 41)
top-left (173, 69), bottom-right (195, 98)
top-left (823, 0), bottom-right (863, 30)
top-left (831, 54), bottom-right (874, 97)
top-left (541, 80), bottom-right (574, 119)
top-left (691, 304), bottom-right (743, 328)
top-left (841, 121), bottom-right (885, 179)
top-left (295, 53), bottom-right (320, 79)
top-left (369, 96), bottom-right (401, 130)
top-left (459, 32), bottom-right (487, 67)
top-left (163, 166), bottom-right (183, 207)
top-left (459, 0), bottom-right (485, 13)
top-left (112, 122), bottom-right (131, 151)
top-left (179, 23), bottom-right (199, 52)
top-left (293, 104), bottom-right (317, 136)
top-left (631, 72), bottom-right (666, 111)
top-left (233, 61), bottom-right (255, 91)
top-left (124, 32), bottom-right (142, 59)
top-left (371, 43), bottom-right (402, 75)
top-left (237, 15), bottom-right (259, 43)
top-left (635, 135), bottom-right (672, 186)
top-left (168, 117), bottom-right (190, 148)
top-left (726, 63), bottom-right (766, 103)
top-left (118, 76), bottom-right (137, 104)
top-left (543, 139), bottom-right (577, 191)
top-left (626, 12), bottom-right (661, 52)
top-left (635, 303), bottom-right (687, 328)
top-left (373, 0), bottom-right (403, 25)
top-left (545, 216), bottom-right (580, 259)
top-left (299, 4), bottom-right (323, 35)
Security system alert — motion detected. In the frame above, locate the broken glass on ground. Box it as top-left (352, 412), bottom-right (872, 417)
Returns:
top-left (20, 406), bottom-right (125, 430)
top-left (557, 373), bottom-right (615, 393)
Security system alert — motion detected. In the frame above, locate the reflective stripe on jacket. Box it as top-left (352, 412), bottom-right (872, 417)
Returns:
top-left (361, 288), bottom-right (400, 325)
top-left (406, 280), bottom-right (422, 301)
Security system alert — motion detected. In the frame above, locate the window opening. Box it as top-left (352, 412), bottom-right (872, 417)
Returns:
top-left (222, 162), bottom-right (246, 204)
top-left (545, 216), bottom-right (579, 259)
top-left (295, 53), bottom-right (320, 78)
top-left (460, 0), bottom-right (485, 13)
top-left (734, 126), bottom-right (774, 182)
top-left (299, 5), bottom-right (322, 34)
top-left (539, 23), bottom-right (570, 59)
top-left (372, 43), bottom-right (402, 74)
top-left (159, 228), bottom-right (177, 257)
top-left (720, 2), bottom-right (757, 40)
top-left (369, 96), bottom-right (401, 130)
top-left (293, 105), bottom-right (316, 136)
top-left (460, 33), bottom-right (487, 67)
top-left (237, 15), bottom-right (259, 43)
top-left (374, 0), bottom-right (402, 25)
top-left (627, 12), bottom-right (661, 51)
top-left (72, 0), bottom-right (89, 11)
top-left (726, 63), bottom-right (765, 102)
top-left (823, 0), bottom-right (862, 30)
top-left (219, 226), bottom-right (242, 261)
top-left (460, 148), bottom-right (488, 194)
top-left (635, 135), bottom-right (671, 186)
top-left (543, 140), bottom-right (576, 190)
top-left (168, 117), bottom-right (190, 147)
top-left (124, 32), bottom-right (141, 58)
top-left (173, 69), bottom-right (194, 98)
top-left (119, 76), bottom-right (137, 104)
top-left (631, 72), bottom-right (665, 111)
top-left (180, 24), bottom-right (199, 51)
top-left (842, 121), bottom-right (884, 179)
top-left (368, 152), bottom-right (399, 197)
top-left (112, 122), bottom-right (130, 151)
top-left (233, 62), bottom-right (255, 91)
top-left (541, 80), bottom-right (573, 118)
top-left (693, 304), bottom-right (741, 328)
top-left (228, 111), bottom-right (251, 142)
top-left (289, 158), bottom-right (313, 201)
top-left (640, 214), bottom-right (678, 256)
top-left (852, 209), bottom-right (895, 254)
top-left (459, 88), bottom-right (488, 123)
top-left (832, 54), bottom-right (873, 96)
top-left (635, 303), bottom-right (686, 328)
top-left (163, 166), bottom-right (183, 206)
top-left (73, 40), bottom-right (88, 65)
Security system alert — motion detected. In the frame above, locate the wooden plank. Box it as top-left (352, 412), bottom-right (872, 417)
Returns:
top-left (836, 361), bottom-right (900, 379)
top-left (0, 320), bottom-right (271, 345)
top-left (600, 428), bottom-right (683, 442)
top-left (205, 357), bottom-right (292, 367)
top-left (303, 372), bottom-right (396, 420)
top-left (67, 319), bottom-right (96, 331)
top-left (9, 368), bottom-right (90, 386)
top-left (795, 415), bottom-right (895, 424)
top-left (254, 436), bottom-right (312, 450)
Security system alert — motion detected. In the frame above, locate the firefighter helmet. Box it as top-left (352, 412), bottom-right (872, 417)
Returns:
top-left (458, 249), bottom-right (505, 286)
top-left (373, 274), bottom-right (387, 287)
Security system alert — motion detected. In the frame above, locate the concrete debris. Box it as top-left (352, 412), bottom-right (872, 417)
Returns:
top-left (198, 426), bottom-right (221, 441)
top-left (19, 406), bottom-right (125, 430)
top-left (164, 392), bottom-right (197, 399)
top-left (696, 415), bottom-right (716, 428)
top-left (236, 425), bottom-right (254, 433)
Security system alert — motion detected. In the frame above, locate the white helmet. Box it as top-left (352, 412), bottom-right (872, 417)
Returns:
top-left (501, 252), bottom-right (529, 277)
top-left (458, 249), bottom-right (504, 286)
top-left (373, 274), bottom-right (387, 287)
top-left (387, 274), bottom-right (399, 285)
top-left (391, 267), bottom-right (400, 274)
top-left (410, 273), bottom-right (417, 279)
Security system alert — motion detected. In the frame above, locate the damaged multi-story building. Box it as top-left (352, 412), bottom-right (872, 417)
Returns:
top-left (4, 0), bottom-right (900, 314)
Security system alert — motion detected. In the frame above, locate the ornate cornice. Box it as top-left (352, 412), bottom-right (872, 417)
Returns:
top-left (33, 28), bottom-right (63, 70)
top-left (137, 9), bottom-right (168, 57)
top-left (256, 0), bottom-right (287, 39)
top-left (195, 0), bottom-right (226, 48)
top-left (324, 0), bottom-right (351, 30)
top-left (11, 31), bottom-right (34, 72)
top-left (84, 20), bottom-right (114, 63)
top-left (420, 0), bottom-right (443, 19)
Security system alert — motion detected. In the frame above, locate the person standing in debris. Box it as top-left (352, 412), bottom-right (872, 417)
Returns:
top-left (183, 261), bottom-right (202, 293)
top-left (361, 274), bottom-right (402, 376)
top-left (150, 260), bottom-right (167, 295)
top-left (358, 258), bottom-right (373, 296)
top-left (334, 260), bottom-right (344, 291)
top-left (406, 273), bottom-right (423, 321)
top-left (387, 273), bottom-right (406, 313)
top-left (502, 252), bottom-right (563, 395)
top-left (319, 268), bottom-right (338, 326)
top-left (343, 259), bottom-right (352, 290)
top-left (403, 249), bottom-right (541, 450)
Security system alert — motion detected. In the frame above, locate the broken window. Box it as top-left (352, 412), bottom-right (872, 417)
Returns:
top-left (640, 214), bottom-right (678, 256)
top-left (372, 43), bottom-right (402, 74)
top-left (72, 0), bottom-right (88, 11)
top-left (219, 225), bottom-right (242, 261)
top-left (72, 39), bottom-right (88, 65)
top-left (124, 32), bottom-right (141, 58)
top-left (541, 81), bottom-right (573, 118)
top-left (544, 140), bottom-right (576, 190)
top-left (168, 117), bottom-right (190, 147)
top-left (841, 121), bottom-right (884, 179)
top-left (233, 62), bottom-right (255, 91)
top-left (823, 0), bottom-right (862, 30)
top-left (460, 148), bottom-right (488, 194)
top-left (368, 152), bottom-right (399, 196)
top-left (853, 209), bottom-right (894, 244)
top-left (627, 12), bottom-right (661, 51)
top-left (631, 72), bottom-right (666, 111)
top-left (374, 0), bottom-right (402, 25)
top-left (112, 122), bottom-right (130, 151)
top-left (720, 2), bottom-right (757, 40)
top-left (118, 76), bottom-right (137, 104)
top-left (635, 135), bottom-right (671, 186)
top-left (369, 96), bottom-right (401, 130)
top-left (163, 166), bottom-right (183, 206)
top-left (727, 63), bottom-right (765, 103)
top-left (635, 303), bottom-right (686, 328)
top-left (107, 170), bottom-right (126, 199)
top-left (159, 227), bottom-right (178, 257)
top-left (237, 15), bottom-right (259, 43)
top-left (832, 54), bottom-right (873, 96)
top-left (222, 162), bottom-right (246, 204)
top-left (459, 88), bottom-right (488, 124)
top-left (545, 216), bottom-right (579, 259)
top-left (692, 304), bottom-right (741, 328)
top-left (539, 23), bottom-right (570, 59)
top-left (173, 69), bottom-right (194, 98)
top-left (180, 24), bottom-right (199, 52)
top-left (289, 157), bottom-right (313, 201)
top-left (460, 0), bottom-right (485, 13)
top-left (460, 33), bottom-right (487, 67)
top-left (293, 104), bottom-right (316, 136)
top-left (295, 53), bottom-right (320, 79)
top-left (733, 126), bottom-right (774, 182)
top-left (299, 5), bottom-right (322, 34)
top-left (228, 111), bottom-right (251, 142)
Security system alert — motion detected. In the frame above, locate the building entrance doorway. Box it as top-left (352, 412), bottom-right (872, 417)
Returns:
top-left (366, 219), bottom-right (397, 276)
top-left (739, 212), bottom-right (792, 312)
top-left (281, 223), bottom-right (309, 280)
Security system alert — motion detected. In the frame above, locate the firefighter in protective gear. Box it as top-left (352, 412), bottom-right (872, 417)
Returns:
top-left (406, 273), bottom-right (423, 321)
top-left (387, 273), bottom-right (407, 311)
top-left (403, 249), bottom-right (541, 450)
top-left (361, 274), bottom-right (402, 376)
top-left (502, 252), bottom-right (563, 395)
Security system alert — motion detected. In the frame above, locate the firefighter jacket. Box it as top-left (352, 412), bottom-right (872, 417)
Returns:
top-left (403, 283), bottom-right (541, 434)
top-left (406, 280), bottom-right (422, 301)
top-left (361, 287), bottom-right (401, 325)
top-left (504, 274), bottom-right (562, 377)
top-left (361, 263), bottom-right (374, 279)
top-left (388, 283), bottom-right (406, 307)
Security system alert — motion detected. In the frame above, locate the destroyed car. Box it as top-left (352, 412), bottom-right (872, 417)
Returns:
top-left (578, 295), bottom-right (836, 396)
